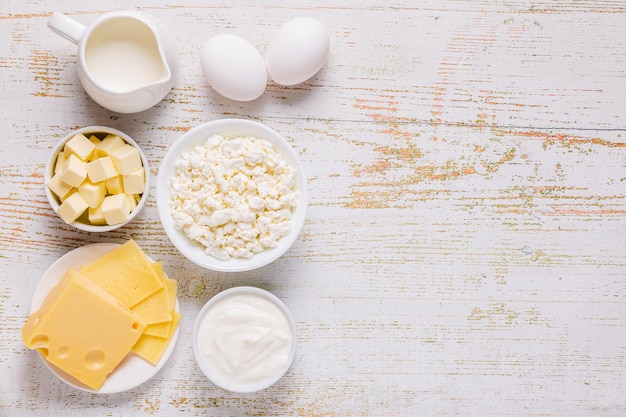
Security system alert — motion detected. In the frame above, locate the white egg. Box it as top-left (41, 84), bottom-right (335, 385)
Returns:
top-left (201, 34), bottom-right (267, 101)
top-left (265, 17), bottom-right (330, 86)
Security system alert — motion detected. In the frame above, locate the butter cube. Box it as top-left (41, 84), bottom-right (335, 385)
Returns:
top-left (54, 152), bottom-right (67, 174)
top-left (86, 156), bottom-right (118, 183)
top-left (59, 154), bottom-right (87, 188)
top-left (78, 179), bottom-right (106, 209)
top-left (95, 134), bottom-right (125, 157)
top-left (46, 172), bottom-right (74, 200)
top-left (88, 135), bottom-right (101, 146)
top-left (101, 194), bottom-right (131, 225)
top-left (110, 144), bottom-right (142, 175)
top-left (126, 194), bottom-right (138, 212)
top-left (64, 133), bottom-right (96, 161)
top-left (106, 175), bottom-right (124, 194)
top-left (122, 167), bottom-right (145, 195)
top-left (88, 205), bottom-right (107, 225)
top-left (57, 192), bottom-right (88, 224)
top-left (60, 188), bottom-right (77, 203)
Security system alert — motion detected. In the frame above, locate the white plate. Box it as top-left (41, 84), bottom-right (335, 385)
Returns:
top-left (30, 243), bottom-right (180, 394)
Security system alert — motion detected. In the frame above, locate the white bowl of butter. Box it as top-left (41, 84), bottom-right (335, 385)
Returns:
top-left (44, 126), bottom-right (150, 232)
top-left (192, 286), bottom-right (297, 393)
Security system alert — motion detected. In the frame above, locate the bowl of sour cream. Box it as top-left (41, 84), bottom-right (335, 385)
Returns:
top-left (192, 286), bottom-right (297, 393)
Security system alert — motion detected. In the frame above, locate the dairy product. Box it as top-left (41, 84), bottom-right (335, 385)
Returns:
top-left (123, 167), bottom-right (145, 194)
top-left (22, 240), bottom-right (181, 390)
top-left (47, 131), bottom-right (146, 226)
top-left (88, 205), bottom-right (106, 225)
top-left (101, 193), bottom-right (131, 225)
top-left (60, 154), bottom-right (88, 187)
top-left (21, 269), bottom-right (146, 390)
top-left (95, 134), bottom-right (125, 157)
top-left (86, 156), bottom-right (118, 183)
top-left (195, 290), bottom-right (294, 387)
top-left (79, 240), bottom-right (163, 308)
top-left (132, 311), bottom-right (181, 365)
top-left (169, 134), bottom-right (299, 260)
top-left (77, 179), bottom-right (106, 209)
top-left (57, 192), bottom-right (89, 224)
top-left (109, 143), bottom-right (142, 175)
top-left (47, 173), bottom-right (73, 200)
top-left (64, 133), bottom-right (96, 160)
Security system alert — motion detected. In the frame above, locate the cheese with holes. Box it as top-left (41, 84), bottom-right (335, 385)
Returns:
top-left (132, 311), bottom-right (181, 365)
top-left (21, 269), bottom-right (146, 390)
top-left (79, 240), bottom-right (163, 307)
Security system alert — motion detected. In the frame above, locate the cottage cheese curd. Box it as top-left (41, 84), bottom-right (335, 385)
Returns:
top-left (169, 134), bottom-right (299, 260)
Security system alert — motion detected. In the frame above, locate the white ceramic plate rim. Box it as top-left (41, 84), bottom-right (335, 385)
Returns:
top-left (192, 286), bottom-right (297, 393)
top-left (30, 243), bottom-right (179, 394)
top-left (156, 118), bottom-right (308, 272)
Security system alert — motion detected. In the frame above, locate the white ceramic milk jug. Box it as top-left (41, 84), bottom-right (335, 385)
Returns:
top-left (48, 10), bottom-right (179, 114)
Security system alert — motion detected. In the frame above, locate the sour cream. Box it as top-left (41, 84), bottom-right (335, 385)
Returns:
top-left (193, 287), bottom-right (296, 392)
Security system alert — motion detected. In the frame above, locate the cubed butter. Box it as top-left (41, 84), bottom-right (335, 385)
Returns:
top-left (122, 167), bottom-right (145, 195)
top-left (57, 192), bottom-right (88, 224)
top-left (59, 154), bottom-right (87, 188)
top-left (54, 152), bottom-right (67, 174)
top-left (100, 193), bottom-right (131, 225)
top-left (60, 188), bottom-right (77, 203)
top-left (88, 135), bottom-right (101, 146)
top-left (95, 134), bottom-right (125, 157)
top-left (126, 194), bottom-right (138, 212)
top-left (64, 133), bottom-right (96, 161)
top-left (46, 172), bottom-right (74, 200)
top-left (86, 156), bottom-right (118, 183)
top-left (21, 269), bottom-right (146, 391)
top-left (88, 205), bottom-right (107, 225)
top-left (105, 175), bottom-right (124, 194)
top-left (109, 144), bottom-right (142, 175)
top-left (78, 179), bottom-right (106, 209)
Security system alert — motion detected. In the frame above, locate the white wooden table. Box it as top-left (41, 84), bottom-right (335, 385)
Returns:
top-left (2, 1), bottom-right (626, 416)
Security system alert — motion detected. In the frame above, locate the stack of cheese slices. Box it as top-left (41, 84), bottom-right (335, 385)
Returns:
top-left (21, 240), bottom-right (180, 391)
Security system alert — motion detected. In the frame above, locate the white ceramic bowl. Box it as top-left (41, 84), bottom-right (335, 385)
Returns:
top-left (192, 286), bottom-right (297, 393)
top-left (156, 118), bottom-right (307, 272)
top-left (44, 126), bottom-right (150, 232)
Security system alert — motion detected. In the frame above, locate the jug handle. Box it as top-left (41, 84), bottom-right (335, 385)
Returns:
top-left (47, 13), bottom-right (86, 45)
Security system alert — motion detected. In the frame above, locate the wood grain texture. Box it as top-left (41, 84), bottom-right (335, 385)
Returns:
top-left (1, 1), bottom-right (625, 416)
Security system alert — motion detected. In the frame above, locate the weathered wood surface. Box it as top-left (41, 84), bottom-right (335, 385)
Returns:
top-left (1, 1), bottom-right (625, 416)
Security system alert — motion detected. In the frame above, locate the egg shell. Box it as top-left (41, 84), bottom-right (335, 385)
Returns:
top-left (265, 17), bottom-right (330, 86)
top-left (201, 34), bottom-right (267, 101)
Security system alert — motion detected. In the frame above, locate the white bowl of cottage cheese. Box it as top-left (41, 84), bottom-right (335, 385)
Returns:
top-left (156, 119), bottom-right (307, 272)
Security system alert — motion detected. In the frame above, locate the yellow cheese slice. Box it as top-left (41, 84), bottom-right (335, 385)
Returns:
top-left (21, 269), bottom-right (146, 391)
top-left (130, 286), bottom-right (171, 325)
top-left (79, 240), bottom-right (163, 307)
top-left (143, 320), bottom-right (172, 338)
top-left (132, 311), bottom-right (181, 365)
top-left (130, 261), bottom-right (176, 325)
